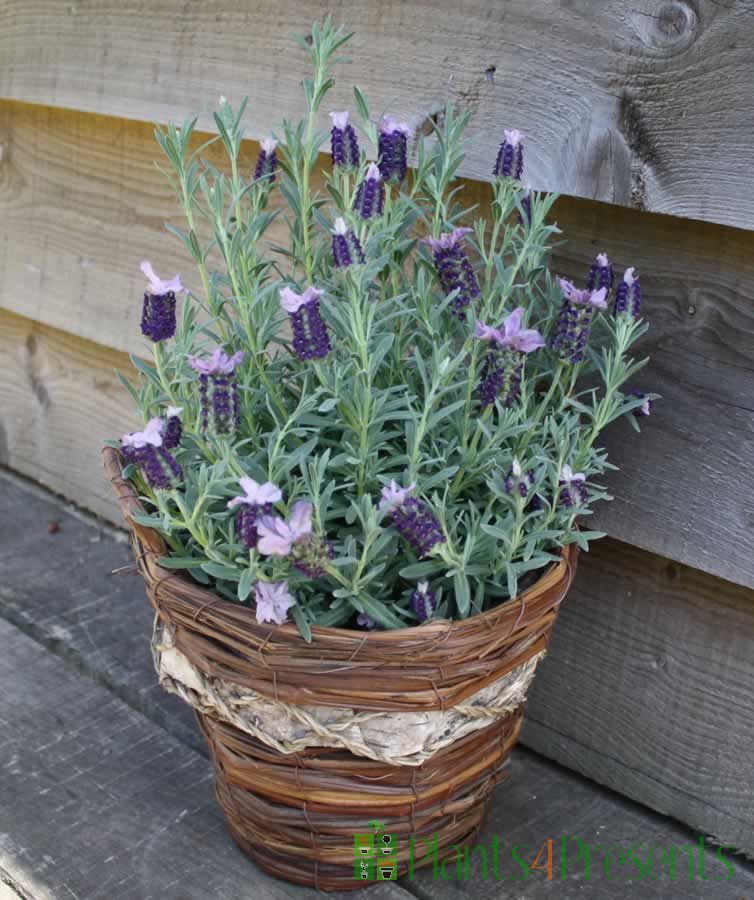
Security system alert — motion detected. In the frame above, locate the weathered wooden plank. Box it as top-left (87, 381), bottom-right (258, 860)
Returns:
top-left (0, 1), bottom-right (753, 229)
top-left (0, 308), bottom-right (139, 522)
top-left (523, 537), bottom-right (754, 859)
top-left (0, 620), bottom-right (412, 900)
top-left (2, 483), bottom-right (754, 896)
top-left (0, 467), bottom-right (201, 755)
top-left (2, 102), bottom-right (753, 585)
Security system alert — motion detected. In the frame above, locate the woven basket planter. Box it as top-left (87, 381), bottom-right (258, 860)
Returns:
top-left (104, 447), bottom-right (578, 891)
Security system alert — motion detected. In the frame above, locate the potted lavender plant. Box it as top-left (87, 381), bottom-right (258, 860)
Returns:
top-left (104, 18), bottom-right (654, 890)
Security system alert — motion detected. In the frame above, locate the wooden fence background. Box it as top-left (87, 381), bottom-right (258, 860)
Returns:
top-left (1, 0), bottom-right (753, 857)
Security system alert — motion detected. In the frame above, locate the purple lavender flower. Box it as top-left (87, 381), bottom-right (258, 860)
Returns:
top-left (558, 465), bottom-right (588, 509)
top-left (614, 267), bottom-right (642, 318)
top-left (550, 280), bottom-right (608, 364)
top-left (411, 581), bottom-right (437, 622)
top-left (504, 459), bottom-right (535, 499)
top-left (353, 163), bottom-right (385, 220)
top-left (254, 581), bottom-right (296, 625)
top-left (475, 308), bottom-right (545, 407)
top-left (162, 405), bottom-right (183, 450)
top-left (519, 185), bottom-right (532, 227)
top-left (139, 261), bottom-right (182, 343)
top-left (630, 388), bottom-right (653, 417)
top-left (257, 501), bottom-right (332, 578)
top-left (493, 129), bottom-right (524, 179)
top-left (331, 217), bottom-right (365, 269)
top-left (357, 612), bottom-right (379, 630)
top-left (329, 111), bottom-right (360, 170)
top-left (121, 417), bottom-right (182, 490)
top-left (227, 477), bottom-right (282, 550)
top-left (424, 227), bottom-right (481, 317)
top-left (378, 116), bottom-right (410, 183)
top-left (379, 481), bottom-right (445, 559)
top-left (188, 348), bottom-right (244, 437)
top-left (280, 286), bottom-right (332, 361)
top-left (254, 137), bottom-right (278, 183)
top-left (587, 253), bottom-right (615, 295)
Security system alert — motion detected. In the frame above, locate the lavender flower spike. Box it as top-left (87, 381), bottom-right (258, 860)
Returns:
top-left (353, 163), bottom-right (385, 220)
top-left (121, 417), bottom-right (182, 490)
top-left (140, 261), bottom-right (182, 343)
top-left (587, 253), bottom-right (615, 295)
top-left (330, 111), bottom-right (360, 170)
top-left (550, 280), bottom-right (608, 364)
top-left (424, 227), bottom-right (480, 317)
top-left (630, 388), bottom-right (653, 417)
top-left (559, 464), bottom-right (588, 509)
top-left (475, 307), bottom-right (545, 407)
top-left (411, 582), bottom-right (437, 622)
top-left (254, 137), bottom-right (278, 183)
top-left (254, 581), bottom-right (297, 626)
top-left (280, 286), bottom-right (332, 361)
top-left (380, 481), bottom-right (445, 558)
top-left (331, 217), bottom-right (365, 269)
top-left (493, 129), bottom-right (524, 180)
top-left (378, 116), bottom-right (410, 183)
top-left (504, 458), bottom-right (535, 499)
top-left (188, 348), bottom-right (244, 437)
top-left (228, 477), bottom-right (282, 550)
top-left (614, 267), bottom-right (642, 318)
top-left (162, 406), bottom-right (183, 449)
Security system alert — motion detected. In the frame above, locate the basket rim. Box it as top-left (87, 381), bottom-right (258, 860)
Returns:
top-left (103, 444), bottom-right (576, 642)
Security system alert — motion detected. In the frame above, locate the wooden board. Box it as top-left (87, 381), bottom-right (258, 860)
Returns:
top-left (523, 537), bottom-right (754, 858)
top-left (0, 308), bottom-right (139, 522)
top-left (1, 1), bottom-right (753, 229)
top-left (0, 619), bottom-right (411, 900)
top-left (3, 479), bottom-right (754, 893)
top-left (1, 102), bottom-right (753, 586)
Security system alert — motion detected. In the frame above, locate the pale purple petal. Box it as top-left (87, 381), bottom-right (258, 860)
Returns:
top-left (623, 267), bottom-right (637, 286)
top-left (124, 417), bottom-right (165, 449)
top-left (280, 287), bottom-right (307, 313)
top-left (379, 480), bottom-right (415, 511)
top-left (288, 501), bottom-right (313, 540)
top-left (589, 287), bottom-right (608, 310)
top-left (261, 137), bottom-right (278, 154)
top-left (596, 253), bottom-right (610, 267)
top-left (301, 287), bottom-right (324, 305)
top-left (365, 162), bottom-right (382, 181)
top-left (379, 116), bottom-right (410, 136)
top-left (227, 477), bottom-right (282, 509)
top-left (140, 260), bottom-right (183, 295)
top-left (510, 328), bottom-right (546, 353)
top-left (332, 217), bottom-right (349, 235)
top-left (502, 307), bottom-right (525, 341)
top-left (504, 129), bottom-right (523, 146)
top-left (255, 581), bottom-right (296, 625)
top-left (474, 320), bottom-right (504, 343)
top-left (329, 111), bottom-right (349, 129)
top-left (256, 516), bottom-right (295, 556)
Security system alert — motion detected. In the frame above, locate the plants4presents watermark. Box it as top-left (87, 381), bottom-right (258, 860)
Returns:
top-left (355, 827), bottom-right (738, 883)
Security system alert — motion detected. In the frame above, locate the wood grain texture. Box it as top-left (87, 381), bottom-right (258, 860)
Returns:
top-left (0, 619), bottom-right (411, 900)
top-left (523, 537), bottom-right (754, 859)
top-left (0, 308), bottom-right (139, 521)
top-left (3, 479), bottom-right (754, 889)
top-left (1, 102), bottom-right (753, 585)
top-left (1, 0), bottom-right (753, 229)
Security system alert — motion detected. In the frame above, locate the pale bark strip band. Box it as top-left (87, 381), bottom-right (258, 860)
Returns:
top-left (152, 621), bottom-right (545, 766)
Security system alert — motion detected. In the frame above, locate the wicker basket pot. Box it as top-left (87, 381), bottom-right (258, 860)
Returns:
top-left (104, 447), bottom-right (577, 891)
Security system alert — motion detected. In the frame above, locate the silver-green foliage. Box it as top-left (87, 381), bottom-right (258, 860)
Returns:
top-left (117, 18), bottom-right (653, 637)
